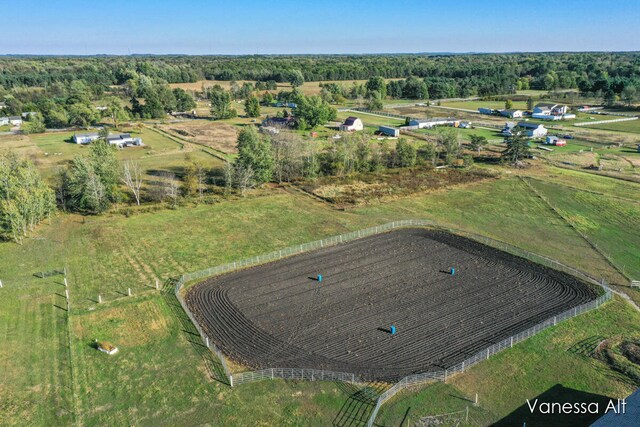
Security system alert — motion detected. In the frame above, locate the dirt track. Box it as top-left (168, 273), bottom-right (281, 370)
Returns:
top-left (186, 228), bottom-right (599, 382)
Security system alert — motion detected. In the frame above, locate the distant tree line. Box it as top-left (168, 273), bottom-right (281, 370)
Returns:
top-left (1, 53), bottom-right (638, 98)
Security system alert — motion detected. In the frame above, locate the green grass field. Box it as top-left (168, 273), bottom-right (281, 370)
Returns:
top-left (0, 127), bottom-right (224, 182)
top-left (336, 111), bottom-right (405, 127)
top-left (440, 100), bottom-right (529, 111)
top-left (575, 118), bottom-right (640, 134)
top-left (1, 163), bottom-right (639, 426)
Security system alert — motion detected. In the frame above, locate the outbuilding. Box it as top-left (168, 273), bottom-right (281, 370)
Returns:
top-left (500, 109), bottom-right (523, 119)
top-left (8, 116), bottom-right (22, 126)
top-left (546, 135), bottom-right (567, 146)
top-left (517, 122), bottom-right (548, 138)
top-left (378, 125), bottom-right (400, 137)
top-left (339, 116), bottom-right (364, 131)
top-left (73, 132), bottom-right (101, 144)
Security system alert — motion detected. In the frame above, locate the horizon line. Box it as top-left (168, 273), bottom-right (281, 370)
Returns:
top-left (1, 50), bottom-right (639, 57)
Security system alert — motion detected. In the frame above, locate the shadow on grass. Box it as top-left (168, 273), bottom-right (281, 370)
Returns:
top-left (161, 280), bottom-right (230, 386)
top-left (333, 381), bottom-right (387, 427)
top-left (492, 384), bottom-right (612, 427)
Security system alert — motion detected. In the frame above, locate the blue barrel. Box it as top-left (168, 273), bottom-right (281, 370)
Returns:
top-left (450, 267), bottom-right (455, 275)
top-left (390, 325), bottom-right (396, 335)
top-left (317, 274), bottom-right (323, 282)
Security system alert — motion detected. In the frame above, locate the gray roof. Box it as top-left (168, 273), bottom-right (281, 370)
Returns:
top-left (8, 116), bottom-right (21, 120)
top-left (518, 121), bottom-right (544, 129)
top-left (107, 133), bottom-right (132, 141)
top-left (591, 388), bottom-right (640, 427)
top-left (75, 132), bottom-right (100, 138)
top-left (343, 117), bottom-right (359, 126)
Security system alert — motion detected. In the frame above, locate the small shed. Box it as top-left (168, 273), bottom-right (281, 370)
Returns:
top-left (546, 136), bottom-right (567, 146)
top-left (378, 126), bottom-right (400, 137)
top-left (96, 340), bottom-right (119, 355)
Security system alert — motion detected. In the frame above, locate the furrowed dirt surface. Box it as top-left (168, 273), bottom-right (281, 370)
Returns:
top-left (186, 228), bottom-right (599, 382)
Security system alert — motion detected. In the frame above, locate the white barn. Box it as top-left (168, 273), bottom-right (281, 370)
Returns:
top-left (500, 109), bottom-right (523, 119)
top-left (517, 122), bottom-right (548, 138)
top-left (339, 116), bottom-right (364, 131)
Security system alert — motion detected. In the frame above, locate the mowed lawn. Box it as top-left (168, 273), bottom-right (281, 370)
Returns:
top-left (1, 168), bottom-right (639, 425)
top-left (576, 118), bottom-right (640, 134)
top-left (440, 100), bottom-right (529, 111)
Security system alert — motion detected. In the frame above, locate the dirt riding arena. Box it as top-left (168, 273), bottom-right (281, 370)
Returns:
top-left (186, 228), bottom-right (599, 382)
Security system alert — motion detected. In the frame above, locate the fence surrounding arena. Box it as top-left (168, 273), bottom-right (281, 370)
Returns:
top-left (232, 368), bottom-right (356, 386)
top-left (173, 219), bottom-right (613, 424)
top-left (365, 286), bottom-right (612, 427)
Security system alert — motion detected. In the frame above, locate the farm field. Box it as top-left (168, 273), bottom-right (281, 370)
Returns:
top-left (440, 100), bottom-right (529, 111)
top-left (188, 228), bottom-right (599, 382)
top-left (336, 110), bottom-right (405, 128)
top-left (0, 127), bottom-right (224, 181)
top-left (157, 120), bottom-right (239, 154)
top-left (169, 78), bottom-right (402, 96)
top-left (1, 166), bottom-right (639, 426)
top-left (575, 118), bottom-right (640, 134)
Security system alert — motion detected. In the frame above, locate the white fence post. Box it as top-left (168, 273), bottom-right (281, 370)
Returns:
top-left (98, 294), bottom-right (102, 304)
top-left (128, 288), bottom-right (132, 297)
top-left (0, 279), bottom-right (3, 288)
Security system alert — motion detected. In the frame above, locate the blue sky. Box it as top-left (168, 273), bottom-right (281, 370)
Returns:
top-left (4, 0), bottom-right (639, 54)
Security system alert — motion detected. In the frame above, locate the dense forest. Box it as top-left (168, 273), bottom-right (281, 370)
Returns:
top-left (1, 53), bottom-right (639, 129)
top-left (1, 52), bottom-right (639, 96)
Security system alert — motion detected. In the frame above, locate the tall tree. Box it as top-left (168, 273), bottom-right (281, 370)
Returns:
top-left (288, 70), bottom-right (305, 88)
top-left (244, 94), bottom-right (261, 118)
top-left (122, 160), bottom-right (143, 205)
top-left (236, 126), bottom-right (273, 184)
top-left (106, 96), bottom-right (129, 129)
top-left (365, 76), bottom-right (387, 99)
top-left (502, 128), bottom-right (531, 164)
top-left (172, 88), bottom-right (197, 112)
top-left (468, 134), bottom-right (488, 153)
top-left (0, 153), bottom-right (56, 244)
top-left (209, 87), bottom-right (237, 120)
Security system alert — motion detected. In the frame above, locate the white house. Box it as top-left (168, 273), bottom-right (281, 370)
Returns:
top-left (378, 126), bottom-right (400, 137)
top-left (339, 116), bottom-right (364, 131)
top-left (499, 109), bottom-right (523, 119)
top-left (517, 122), bottom-right (548, 138)
top-left (532, 103), bottom-right (572, 120)
top-left (0, 117), bottom-right (9, 126)
top-left (0, 102), bottom-right (6, 110)
top-left (107, 133), bottom-right (143, 148)
top-left (8, 116), bottom-right (22, 126)
top-left (73, 133), bottom-right (100, 144)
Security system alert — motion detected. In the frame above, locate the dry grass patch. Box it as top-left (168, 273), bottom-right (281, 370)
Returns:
top-left (158, 120), bottom-right (238, 154)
